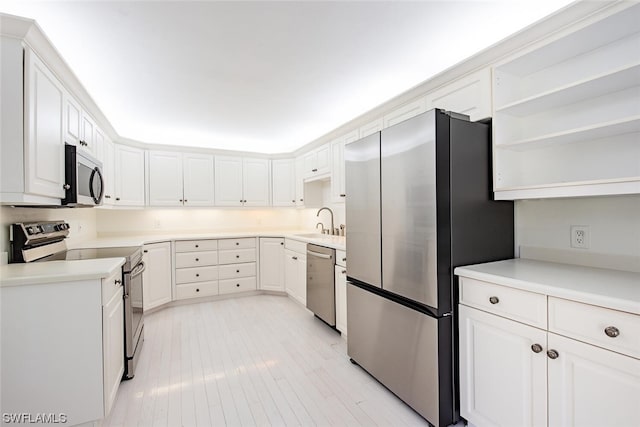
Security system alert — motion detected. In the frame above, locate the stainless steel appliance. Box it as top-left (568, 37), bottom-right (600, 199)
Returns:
top-left (62, 144), bottom-right (104, 207)
top-left (306, 244), bottom-right (336, 326)
top-left (9, 220), bottom-right (144, 380)
top-left (345, 109), bottom-right (514, 427)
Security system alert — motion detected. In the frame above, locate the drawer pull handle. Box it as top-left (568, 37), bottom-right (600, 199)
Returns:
top-left (236, 269), bottom-right (240, 273)
top-left (342, 257), bottom-right (346, 262)
top-left (236, 242), bottom-right (239, 245)
top-left (341, 270), bottom-right (346, 274)
top-left (604, 326), bottom-right (620, 338)
top-left (547, 349), bottom-right (559, 359)
top-left (236, 283), bottom-right (240, 287)
top-left (114, 279), bottom-right (122, 285)
top-left (236, 255), bottom-right (240, 258)
top-left (531, 343), bottom-right (543, 353)
top-left (196, 274), bottom-right (200, 277)
top-left (292, 256), bottom-right (298, 260)
top-left (195, 245), bottom-right (199, 248)
top-left (489, 296), bottom-right (499, 304)
top-left (195, 258), bottom-right (199, 261)
top-left (196, 288), bottom-right (200, 292)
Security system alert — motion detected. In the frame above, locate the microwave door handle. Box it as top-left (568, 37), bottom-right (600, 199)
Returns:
top-left (89, 167), bottom-right (104, 204)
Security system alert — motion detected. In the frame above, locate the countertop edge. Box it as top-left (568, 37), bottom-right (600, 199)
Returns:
top-left (0, 258), bottom-right (126, 287)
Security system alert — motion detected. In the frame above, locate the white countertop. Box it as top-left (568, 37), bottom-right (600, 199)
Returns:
top-left (69, 229), bottom-right (346, 251)
top-left (0, 258), bottom-right (125, 287)
top-left (455, 259), bottom-right (640, 314)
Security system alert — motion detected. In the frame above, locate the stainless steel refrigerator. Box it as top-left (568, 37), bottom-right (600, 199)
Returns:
top-left (345, 109), bottom-right (514, 427)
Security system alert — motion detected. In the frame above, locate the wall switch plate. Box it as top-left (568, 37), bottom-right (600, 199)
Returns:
top-left (570, 225), bottom-right (590, 249)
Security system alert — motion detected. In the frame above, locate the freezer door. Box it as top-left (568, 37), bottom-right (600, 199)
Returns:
top-left (381, 111), bottom-right (439, 308)
top-left (345, 132), bottom-right (381, 288)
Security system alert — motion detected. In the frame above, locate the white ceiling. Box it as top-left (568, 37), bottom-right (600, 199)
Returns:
top-left (2, 0), bottom-right (573, 154)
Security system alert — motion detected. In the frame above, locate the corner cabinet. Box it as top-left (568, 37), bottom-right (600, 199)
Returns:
top-left (259, 238), bottom-right (285, 291)
top-left (330, 130), bottom-right (359, 203)
top-left (114, 144), bottom-right (145, 206)
top-left (492, 3), bottom-right (640, 200)
top-left (284, 239), bottom-right (307, 306)
top-left (458, 275), bottom-right (640, 427)
top-left (271, 159), bottom-right (296, 207)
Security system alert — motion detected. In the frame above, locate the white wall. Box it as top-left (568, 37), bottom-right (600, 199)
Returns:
top-left (0, 206), bottom-right (97, 257)
top-left (516, 195), bottom-right (640, 265)
top-left (95, 207), bottom-right (304, 236)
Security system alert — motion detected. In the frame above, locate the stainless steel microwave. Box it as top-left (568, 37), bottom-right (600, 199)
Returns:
top-left (62, 144), bottom-right (104, 207)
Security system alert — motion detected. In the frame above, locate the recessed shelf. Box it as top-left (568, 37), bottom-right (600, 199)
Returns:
top-left (494, 177), bottom-right (640, 200)
top-left (497, 115), bottom-right (640, 151)
top-left (494, 62), bottom-right (640, 117)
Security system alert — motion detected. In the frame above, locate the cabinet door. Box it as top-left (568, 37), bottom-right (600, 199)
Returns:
top-left (94, 127), bottom-right (105, 163)
top-left (148, 151), bottom-right (183, 206)
top-left (24, 49), bottom-right (65, 199)
top-left (114, 144), bottom-right (145, 206)
top-left (315, 144), bottom-right (331, 175)
top-left (284, 249), bottom-right (298, 297)
top-left (243, 157), bottom-right (270, 206)
top-left (548, 332), bottom-right (640, 427)
top-left (295, 254), bottom-right (307, 306)
top-left (331, 130), bottom-right (358, 203)
top-left (259, 238), bottom-right (285, 291)
top-left (63, 92), bottom-right (81, 146)
top-left (303, 151), bottom-right (316, 178)
top-left (214, 156), bottom-right (243, 206)
top-left (102, 138), bottom-right (115, 204)
top-left (80, 110), bottom-right (96, 156)
top-left (272, 159), bottom-right (296, 206)
top-left (335, 265), bottom-right (347, 335)
top-left (183, 152), bottom-right (214, 206)
top-left (459, 305), bottom-right (547, 427)
top-left (142, 242), bottom-right (173, 310)
top-left (295, 156), bottom-right (305, 207)
top-left (103, 287), bottom-right (124, 416)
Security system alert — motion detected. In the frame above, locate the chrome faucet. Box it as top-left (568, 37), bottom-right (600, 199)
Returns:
top-left (315, 222), bottom-right (325, 233)
top-left (316, 207), bottom-right (335, 235)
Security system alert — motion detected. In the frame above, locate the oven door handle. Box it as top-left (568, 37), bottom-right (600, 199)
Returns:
top-left (130, 261), bottom-right (146, 278)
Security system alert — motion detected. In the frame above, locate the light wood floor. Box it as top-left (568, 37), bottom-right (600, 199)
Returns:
top-left (104, 294), bottom-right (434, 427)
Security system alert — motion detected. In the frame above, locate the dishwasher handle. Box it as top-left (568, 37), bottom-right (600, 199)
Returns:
top-left (307, 250), bottom-right (333, 260)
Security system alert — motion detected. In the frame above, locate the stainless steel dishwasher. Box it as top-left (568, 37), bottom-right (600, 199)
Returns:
top-left (306, 244), bottom-right (336, 326)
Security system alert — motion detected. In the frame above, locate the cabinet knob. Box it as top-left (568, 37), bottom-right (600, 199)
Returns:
top-left (184, 199), bottom-right (188, 202)
top-left (195, 244), bottom-right (199, 248)
top-left (531, 343), bottom-right (543, 353)
top-left (63, 184), bottom-right (71, 190)
top-left (604, 326), bottom-right (620, 338)
top-left (341, 270), bottom-right (346, 274)
top-left (299, 198), bottom-right (304, 202)
top-left (143, 250), bottom-right (148, 253)
top-left (342, 257), bottom-right (346, 262)
top-left (547, 349), bottom-right (559, 359)
top-left (292, 200), bottom-right (295, 203)
top-left (236, 283), bottom-right (240, 287)
top-left (179, 199), bottom-right (183, 202)
top-left (292, 256), bottom-right (298, 260)
top-left (280, 242), bottom-right (284, 245)
top-left (196, 288), bottom-right (200, 292)
top-left (196, 273), bottom-right (200, 277)
top-left (489, 296), bottom-right (499, 304)
top-left (116, 197), bottom-right (120, 201)
top-left (236, 242), bottom-right (239, 245)
top-left (114, 279), bottom-right (122, 285)
top-left (105, 195), bottom-right (111, 199)
top-left (195, 258), bottom-right (199, 262)
top-left (340, 194), bottom-right (346, 197)
top-left (312, 168), bottom-right (318, 172)
top-left (236, 255), bottom-right (240, 258)
top-left (240, 200), bottom-right (243, 203)
top-left (236, 269), bottom-right (240, 273)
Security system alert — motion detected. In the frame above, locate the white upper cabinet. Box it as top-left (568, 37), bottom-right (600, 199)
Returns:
top-left (114, 144), bottom-right (145, 206)
top-left (383, 96), bottom-right (427, 128)
top-left (102, 138), bottom-right (115, 205)
top-left (215, 156), bottom-right (269, 206)
top-left (24, 48), bottom-right (66, 200)
top-left (271, 159), bottom-right (296, 207)
top-left (183, 153), bottom-right (215, 206)
top-left (425, 67), bottom-right (492, 121)
top-left (80, 110), bottom-right (97, 157)
top-left (331, 129), bottom-right (359, 203)
top-left (302, 143), bottom-right (331, 180)
top-left (148, 151), bottom-right (183, 206)
top-left (63, 92), bottom-right (81, 147)
top-left (492, 3), bottom-right (640, 200)
top-left (294, 156), bottom-right (305, 207)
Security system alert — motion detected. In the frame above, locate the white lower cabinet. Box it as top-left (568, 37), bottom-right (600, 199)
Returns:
top-left (458, 276), bottom-right (640, 427)
top-left (459, 304), bottom-right (547, 427)
top-left (259, 237), bottom-right (285, 291)
top-left (284, 239), bottom-right (307, 305)
top-left (217, 238), bottom-right (257, 294)
top-left (102, 283), bottom-right (124, 415)
top-left (142, 241), bottom-right (172, 310)
top-left (174, 239), bottom-right (219, 300)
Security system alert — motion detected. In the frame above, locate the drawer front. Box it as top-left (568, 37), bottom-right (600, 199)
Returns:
top-left (549, 297), bottom-right (640, 358)
top-left (218, 238), bottom-right (256, 250)
top-left (175, 239), bottom-right (218, 252)
top-left (285, 238), bottom-right (306, 254)
top-left (219, 277), bottom-right (257, 294)
top-left (218, 248), bottom-right (256, 265)
top-left (218, 262), bottom-right (257, 280)
top-left (459, 277), bottom-right (547, 328)
top-left (175, 281), bottom-right (219, 300)
top-left (175, 266), bottom-right (219, 284)
top-left (102, 270), bottom-right (123, 305)
top-left (336, 249), bottom-right (347, 268)
top-left (175, 251), bottom-right (218, 268)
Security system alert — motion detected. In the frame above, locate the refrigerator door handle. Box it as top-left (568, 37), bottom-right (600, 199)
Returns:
top-left (307, 250), bottom-right (332, 259)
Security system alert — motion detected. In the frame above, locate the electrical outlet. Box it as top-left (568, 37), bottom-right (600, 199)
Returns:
top-left (570, 225), bottom-right (590, 249)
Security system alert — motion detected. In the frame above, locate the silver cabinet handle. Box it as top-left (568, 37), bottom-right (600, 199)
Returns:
top-left (307, 250), bottom-right (332, 259)
top-left (531, 344), bottom-right (543, 353)
top-left (489, 296), bottom-right (499, 304)
top-left (604, 326), bottom-right (620, 338)
top-left (547, 349), bottom-right (559, 359)
top-left (341, 270), bottom-right (346, 274)
top-left (292, 256), bottom-right (298, 260)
